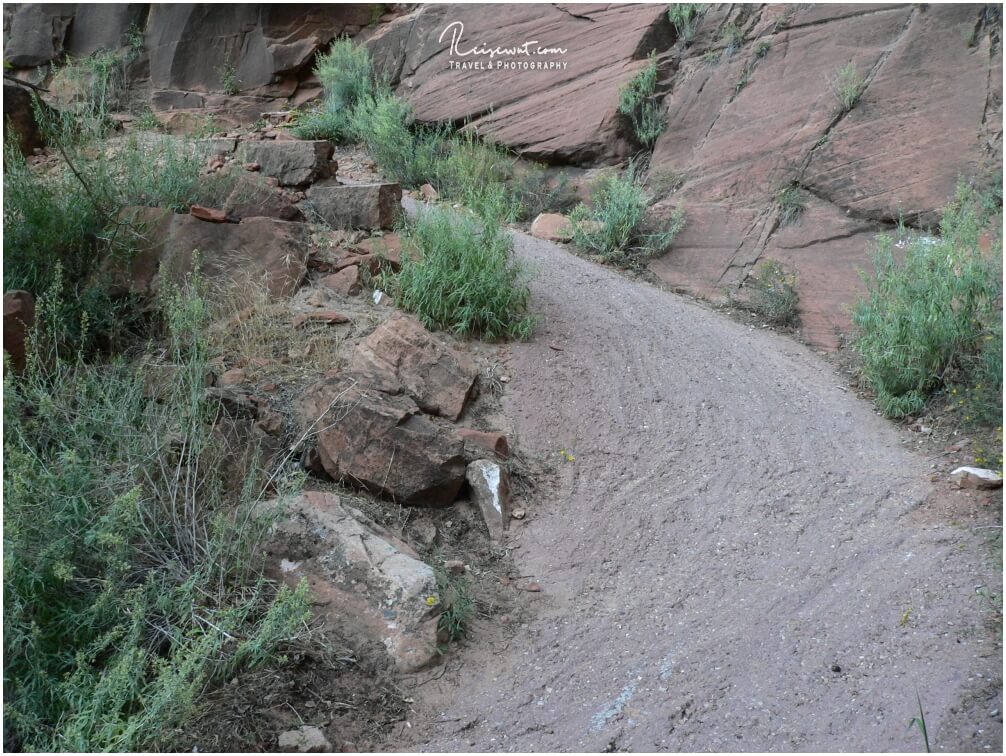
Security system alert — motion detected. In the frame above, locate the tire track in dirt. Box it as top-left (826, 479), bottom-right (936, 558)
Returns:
top-left (404, 208), bottom-right (1001, 752)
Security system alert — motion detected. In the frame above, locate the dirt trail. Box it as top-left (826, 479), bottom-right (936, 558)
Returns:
top-left (403, 213), bottom-right (1002, 752)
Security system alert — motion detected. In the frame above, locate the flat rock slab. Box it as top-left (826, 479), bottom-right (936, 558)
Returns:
top-left (350, 312), bottom-right (478, 420)
top-left (237, 140), bottom-right (334, 187)
top-left (950, 466), bottom-right (1003, 490)
top-left (305, 183), bottom-right (402, 230)
top-left (264, 491), bottom-right (440, 673)
top-left (298, 375), bottom-right (466, 506)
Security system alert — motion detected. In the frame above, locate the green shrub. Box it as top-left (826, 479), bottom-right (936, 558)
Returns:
top-left (832, 62), bottom-right (865, 112)
top-left (569, 169), bottom-right (685, 264)
top-left (618, 52), bottom-right (665, 147)
top-left (389, 206), bottom-right (534, 340)
top-left (852, 181), bottom-right (1003, 420)
top-left (754, 40), bottom-right (772, 58)
top-left (720, 22), bottom-right (745, 56)
top-left (746, 259), bottom-right (799, 326)
top-left (217, 60), bottom-right (241, 95)
top-left (667, 4), bottom-right (706, 43)
top-left (3, 280), bottom-right (310, 751)
top-left (292, 38), bottom-right (375, 141)
top-left (435, 568), bottom-right (475, 643)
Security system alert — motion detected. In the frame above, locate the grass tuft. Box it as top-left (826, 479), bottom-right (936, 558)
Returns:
top-left (388, 206), bottom-right (534, 340)
top-left (668, 4), bottom-right (707, 43)
top-left (746, 259), bottom-right (799, 326)
top-left (617, 51), bottom-right (666, 147)
top-left (831, 62), bottom-right (866, 112)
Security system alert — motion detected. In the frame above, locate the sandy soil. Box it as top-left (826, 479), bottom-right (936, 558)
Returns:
top-left (397, 213), bottom-right (1002, 752)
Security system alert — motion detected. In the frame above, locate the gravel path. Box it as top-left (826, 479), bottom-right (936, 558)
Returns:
top-left (404, 211), bottom-right (1002, 752)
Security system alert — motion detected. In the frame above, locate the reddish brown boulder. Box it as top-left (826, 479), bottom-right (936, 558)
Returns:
top-left (320, 266), bottom-right (363, 296)
top-left (223, 174), bottom-right (304, 221)
top-left (350, 312), bottom-right (478, 420)
top-left (3, 291), bottom-right (35, 372)
top-left (530, 213), bottom-right (574, 242)
top-left (236, 140), bottom-right (334, 187)
top-left (298, 376), bottom-right (467, 506)
top-left (457, 428), bottom-right (509, 459)
top-left (305, 183), bottom-right (402, 230)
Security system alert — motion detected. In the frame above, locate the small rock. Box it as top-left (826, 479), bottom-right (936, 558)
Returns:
top-left (420, 183), bottom-right (439, 202)
top-left (466, 459), bottom-right (511, 544)
top-left (189, 205), bottom-right (231, 223)
top-left (245, 161), bottom-right (261, 171)
top-left (511, 508), bottom-right (526, 520)
top-left (499, 613), bottom-right (512, 625)
top-left (409, 518), bottom-right (438, 548)
top-left (950, 467), bottom-right (1003, 490)
top-left (219, 367), bottom-right (246, 386)
top-left (321, 265), bottom-right (363, 296)
top-left (525, 581), bottom-right (541, 592)
top-left (292, 310), bottom-right (351, 328)
top-left (277, 725), bottom-right (331, 753)
top-left (444, 559), bottom-right (466, 575)
top-left (457, 428), bottom-right (509, 459)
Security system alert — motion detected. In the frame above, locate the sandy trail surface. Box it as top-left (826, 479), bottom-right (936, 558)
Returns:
top-left (401, 209), bottom-right (1002, 752)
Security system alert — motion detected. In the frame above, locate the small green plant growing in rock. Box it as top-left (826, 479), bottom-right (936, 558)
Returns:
top-left (733, 63), bottom-right (752, 97)
top-left (776, 184), bottom-right (806, 226)
top-left (435, 567), bottom-right (475, 643)
top-left (667, 4), bottom-right (706, 43)
top-left (907, 694), bottom-right (931, 752)
top-left (852, 180), bottom-right (1003, 419)
top-left (746, 259), bottom-right (799, 326)
top-left (701, 49), bottom-right (722, 65)
top-left (755, 40), bottom-right (772, 58)
top-left (570, 168), bottom-right (685, 265)
top-left (720, 22), bottom-right (745, 56)
top-left (217, 60), bottom-right (241, 95)
top-left (617, 51), bottom-right (665, 147)
top-left (831, 62), bottom-right (866, 112)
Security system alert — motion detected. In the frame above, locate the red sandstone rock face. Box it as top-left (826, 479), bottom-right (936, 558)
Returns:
top-left (645, 3), bottom-right (1001, 349)
top-left (366, 3), bottom-right (674, 164)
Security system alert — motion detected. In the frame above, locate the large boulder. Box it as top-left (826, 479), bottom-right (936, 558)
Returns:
top-left (3, 291), bottom-right (36, 373)
top-left (223, 173), bottom-right (304, 221)
top-left (299, 376), bottom-right (467, 506)
top-left (305, 183), bottom-right (402, 230)
top-left (264, 490), bottom-right (441, 672)
top-left (350, 312), bottom-right (478, 421)
top-left (236, 140), bottom-right (334, 187)
top-left (3, 4), bottom-right (74, 67)
top-left (366, 4), bottom-right (674, 164)
top-left (104, 209), bottom-right (309, 299)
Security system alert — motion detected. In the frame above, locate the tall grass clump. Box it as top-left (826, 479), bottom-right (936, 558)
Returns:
top-left (853, 180), bottom-right (1003, 420)
top-left (292, 38), bottom-right (375, 140)
top-left (668, 4), bottom-right (706, 43)
top-left (831, 62), bottom-right (866, 112)
top-left (569, 169), bottom-right (685, 264)
top-left (617, 51), bottom-right (665, 147)
top-left (389, 206), bottom-right (534, 340)
top-left (3, 278), bottom-right (310, 752)
top-left (746, 259), bottom-right (799, 326)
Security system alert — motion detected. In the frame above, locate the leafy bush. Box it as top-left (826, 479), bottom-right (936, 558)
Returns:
top-left (569, 169), bottom-right (685, 264)
top-left (3, 280), bottom-right (310, 752)
top-left (667, 4), bottom-right (706, 43)
top-left (390, 206), bottom-right (534, 340)
top-left (831, 62), bottom-right (865, 112)
top-left (217, 60), bottom-right (241, 95)
top-left (746, 259), bottom-right (799, 326)
top-left (618, 52), bottom-right (665, 147)
top-left (852, 181), bottom-right (1003, 420)
top-left (292, 38), bottom-right (375, 141)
